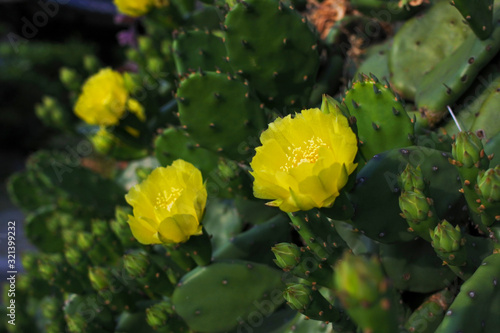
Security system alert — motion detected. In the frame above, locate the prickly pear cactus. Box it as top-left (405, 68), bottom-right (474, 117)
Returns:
top-left (224, 0), bottom-right (320, 110)
top-left (172, 260), bottom-right (285, 332)
top-left (8, 0), bottom-right (500, 332)
top-left (177, 71), bottom-right (266, 161)
top-left (343, 74), bottom-right (414, 160)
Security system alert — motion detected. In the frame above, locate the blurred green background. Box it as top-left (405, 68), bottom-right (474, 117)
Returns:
top-left (0, 0), bottom-right (128, 272)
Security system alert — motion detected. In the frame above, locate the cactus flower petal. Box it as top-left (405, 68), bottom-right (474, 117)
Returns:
top-left (158, 215), bottom-right (203, 244)
top-left (74, 68), bottom-right (142, 126)
top-left (113, 0), bottom-right (168, 17)
top-left (125, 159), bottom-right (207, 244)
top-left (251, 108), bottom-right (357, 212)
top-left (127, 214), bottom-right (160, 244)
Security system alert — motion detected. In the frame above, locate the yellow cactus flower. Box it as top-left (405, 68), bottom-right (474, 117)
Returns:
top-left (250, 108), bottom-right (357, 212)
top-left (74, 68), bottom-right (144, 126)
top-left (125, 160), bottom-right (207, 244)
top-left (114, 0), bottom-right (168, 17)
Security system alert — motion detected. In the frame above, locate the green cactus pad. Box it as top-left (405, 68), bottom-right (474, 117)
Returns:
top-left (28, 150), bottom-right (124, 218)
top-left (213, 214), bottom-right (291, 265)
top-left (343, 75), bottom-right (414, 161)
top-left (470, 79), bottom-right (500, 139)
top-left (443, 65), bottom-right (500, 137)
top-left (172, 29), bottom-right (232, 75)
top-left (288, 209), bottom-right (348, 264)
top-left (485, 131), bottom-right (500, 167)
top-left (404, 289), bottom-right (455, 333)
top-left (224, 0), bottom-right (320, 110)
top-left (25, 205), bottom-right (87, 253)
top-left (415, 7), bottom-right (500, 124)
top-left (202, 198), bottom-right (244, 251)
top-left (354, 40), bottom-right (392, 83)
top-left (155, 127), bottom-right (253, 198)
top-left (177, 71), bottom-right (266, 161)
top-left (380, 239), bottom-right (457, 293)
top-left (348, 146), bottom-right (462, 243)
top-left (172, 260), bottom-right (285, 332)
top-left (451, 0), bottom-right (494, 40)
top-left (389, 1), bottom-right (473, 100)
top-left (6, 171), bottom-right (51, 212)
top-left (435, 253), bottom-right (500, 333)
top-left (272, 311), bottom-right (338, 333)
top-left (155, 127), bottom-right (220, 175)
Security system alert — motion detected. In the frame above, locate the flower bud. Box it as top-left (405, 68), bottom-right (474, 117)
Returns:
top-left (146, 300), bottom-right (174, 328)
top-left (334, 252), bottom-right (399, 333)
top-left (399, 164), bottom-right (425, 192)
top-left (77, 232), bottom-right (93, 251)
top-left (83, 54), bottom-right (100, 73)
top-left (334, 252), bottom-right (386, 306)
top-left (64, 294), bottom-right (114, 333)
top-left (59, 67), bottom-right (81, 91)
top-left (111, 206), bottom-right (137, 248)
top-left (123, 249), bottom-right (150, 278)
top-left (35, 96), bottom-right (70, 130)
top-left (138, 36), bottom-right (154, 53)
top-left (430, 221), bottom-right (466, 265)
top-left (64, 246), bottom-right (85, 269)
top-left (452, 131), bottom-right (488, 169)
top-left (88, 267), bottom-right (113, 291)
top-left (38, 254), bottom-right (63, 280)
top-left (399, 189), bottom-right (431, 222)
top-left (430, 221), bottom-right (463, 252)
top-left (477, 165), bottom-right (500, 202)
top-left (283, 283), bottom-right (310, 311)
top-left (272, 242), bottom-right (300, 270)
top-left (399, 188), bottom-right (439, 241)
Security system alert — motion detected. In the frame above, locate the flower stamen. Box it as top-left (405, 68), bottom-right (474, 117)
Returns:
top-left (155, 187), bottom-right (183, 211)
top-left (281, 136), bottom-right (327, 171)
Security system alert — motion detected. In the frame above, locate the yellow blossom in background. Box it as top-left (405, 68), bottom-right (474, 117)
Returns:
top-left (125, 160), bottom-right (207, 244)
top-left (114, 0), bottom-right (168, 17)
top-left (250, 108), bottom-right (358, 212)
top-left (74, 68), bottom-right (144, 126)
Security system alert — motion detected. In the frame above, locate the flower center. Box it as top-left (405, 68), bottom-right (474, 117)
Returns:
top-left (281, 136), bottom-right (327, 172)
top-left (155, 187), bottom-right (183, 211)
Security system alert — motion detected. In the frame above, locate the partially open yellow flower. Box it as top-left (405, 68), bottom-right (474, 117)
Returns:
top-left (250, 108), bottom-right (357, 212)
top-left (74, 68), bottom-right (144, 126)
top-left (114, 0), bottom-right (168, 17)
top-left (125, 160), bottom-right (207, 244)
